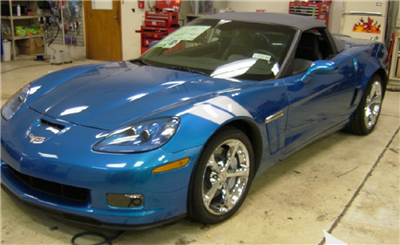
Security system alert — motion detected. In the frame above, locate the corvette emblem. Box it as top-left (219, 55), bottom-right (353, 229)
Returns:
top-left (28, 133), bottom-right (46, 144)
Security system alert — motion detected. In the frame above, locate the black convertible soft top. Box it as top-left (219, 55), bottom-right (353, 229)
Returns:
top-left (199, 12), bottom-right (326, 31)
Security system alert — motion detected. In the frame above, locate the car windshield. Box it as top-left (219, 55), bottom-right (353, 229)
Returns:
top-left (140, 19), bottom-right (297, 81)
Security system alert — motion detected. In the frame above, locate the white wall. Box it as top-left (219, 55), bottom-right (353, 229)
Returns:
top-left (121, 0), bottom-right (147, 60)
top-left (226, 0), bottom-right (291, 13)
top-left (329, 0), bottom-right (344, 34)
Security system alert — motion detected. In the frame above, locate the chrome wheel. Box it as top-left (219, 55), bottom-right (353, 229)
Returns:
top-left (344, 74), bottom-right (384, 135)
top-left (364, 81), bottom-right (382, 130)
top-left (189, 127), bottom-right (254, 224)
top-left (202, 139), bottom-right (250, 215)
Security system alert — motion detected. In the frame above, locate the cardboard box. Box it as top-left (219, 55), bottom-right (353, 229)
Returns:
top-left (17, 38), bottom-right (44, 55)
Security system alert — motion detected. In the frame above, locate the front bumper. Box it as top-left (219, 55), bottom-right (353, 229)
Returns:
top-left (1, 108), bottom-right (202, 229)
top-left (1, 180), bottom-right (186, 230)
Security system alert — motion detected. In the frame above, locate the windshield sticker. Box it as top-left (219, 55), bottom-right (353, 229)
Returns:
top-left (156, 26), bottom-right (211, 48)
top-left (252, 53), bottom-right (271, 62)
top-left (272, 63), bottom-right (280, 76)
top-left (163, 39), bottom-right (181, 49)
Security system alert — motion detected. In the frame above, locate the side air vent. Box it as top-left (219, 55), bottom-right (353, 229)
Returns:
top-left (40, 119), bottom-right (65, 130)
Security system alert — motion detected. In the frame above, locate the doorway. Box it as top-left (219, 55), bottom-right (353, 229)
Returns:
top-left (84, 0), bottom-right (122, 61)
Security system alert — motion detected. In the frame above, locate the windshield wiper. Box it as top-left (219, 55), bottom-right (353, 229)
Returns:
top-left (168, 67), bottom-right (209, 76)
top-left (130, 58), bottom-right (148, 66)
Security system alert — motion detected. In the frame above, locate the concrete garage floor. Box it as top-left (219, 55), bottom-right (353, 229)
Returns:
top-left (1, 57), bottom-right (399, 245)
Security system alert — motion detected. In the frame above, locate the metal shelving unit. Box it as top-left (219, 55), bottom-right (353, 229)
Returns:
top-left (1, 1), bottom-right (45, 60)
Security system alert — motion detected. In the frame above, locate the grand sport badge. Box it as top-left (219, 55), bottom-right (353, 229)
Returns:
top-left (28, 133), bottom-right (46, 144)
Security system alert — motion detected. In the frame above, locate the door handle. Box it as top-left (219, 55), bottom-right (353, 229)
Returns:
top-left (114, 16), bottom-right (117, 19)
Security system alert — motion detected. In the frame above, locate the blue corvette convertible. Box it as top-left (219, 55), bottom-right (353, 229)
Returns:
top-left (1, 13), bottom-right (387, 229)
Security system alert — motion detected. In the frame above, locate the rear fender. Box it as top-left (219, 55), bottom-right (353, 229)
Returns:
top-left (349, 43), bottom-right (388, 105)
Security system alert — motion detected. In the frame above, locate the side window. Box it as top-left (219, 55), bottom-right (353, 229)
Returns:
top-left (292, 28), bottom-right (334, 74)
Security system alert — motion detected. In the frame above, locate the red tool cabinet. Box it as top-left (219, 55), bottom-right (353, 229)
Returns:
top-left (289, 1), bottom-right (331, 28)
top-left (136, 1), bottom-right (181, 54)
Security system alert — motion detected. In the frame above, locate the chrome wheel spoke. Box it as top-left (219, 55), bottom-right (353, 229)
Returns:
top-left (204, 181), bottom-right (219, 206)
top-left (370, 113), bottom-right (377, 124)
top-left (224, 141), bottom-right (239, 170)
top-left (230, 179), bottom-right (247, 203)
top-left (370, 94), bottom-right (381, 104)
top-left (369, 83), bottom-right (376, 100)
top-left (226, 168), bottom-right (249, 178)
top-left (365, 107), bottom-right (372, 117)
top-left (367, 96), bottom-right (374, 106)
top-left (220, 182), bottom-right (233, 212)
top-left (208, 153), bottom-right (222, 174)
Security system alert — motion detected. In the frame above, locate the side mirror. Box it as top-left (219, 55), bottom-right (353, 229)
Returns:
top-left (300, 60), bottom-right (338, 83)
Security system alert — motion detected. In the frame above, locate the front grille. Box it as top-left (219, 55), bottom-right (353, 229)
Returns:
top-left (7, 165), bottom-right (89, 202)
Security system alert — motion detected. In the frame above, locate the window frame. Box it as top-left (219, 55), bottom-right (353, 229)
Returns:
top-left (281, 27), bottom-right (339, 78)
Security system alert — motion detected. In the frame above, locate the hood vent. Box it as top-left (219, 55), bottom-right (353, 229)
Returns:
top-left (40, 119), bottom-right (66, 131)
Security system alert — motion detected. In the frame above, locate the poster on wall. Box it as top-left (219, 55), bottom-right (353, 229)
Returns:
top-left (352, 17), bottom-right (382, 34)
top-left (92, 0), bottom-right (113, 10)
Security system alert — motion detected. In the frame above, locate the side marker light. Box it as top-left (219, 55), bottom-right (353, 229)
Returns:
top-left (152, 158), bottom-right (190, 173)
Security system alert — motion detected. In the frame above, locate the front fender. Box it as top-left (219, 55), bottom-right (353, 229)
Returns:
top-left (159, 80), bottom-right (289, 177)
top-left (162, 95), bottom-right (259, 154)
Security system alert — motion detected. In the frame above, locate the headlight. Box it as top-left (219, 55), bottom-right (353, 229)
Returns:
top-left (94, 117), bottom-right (180, 153)
top-left (2, 83), bottom-right (31, 120)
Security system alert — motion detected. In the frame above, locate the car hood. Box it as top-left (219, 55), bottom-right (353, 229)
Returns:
top-left (29, 61), bottom-right (248, 130)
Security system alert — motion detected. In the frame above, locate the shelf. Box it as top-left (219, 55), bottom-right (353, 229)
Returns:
top-left (1, 15), bottom-right (41, 20)
top-left (0, 0), bottom-right (46, 60)
top-left (4, 34), bottom-right (44, 40)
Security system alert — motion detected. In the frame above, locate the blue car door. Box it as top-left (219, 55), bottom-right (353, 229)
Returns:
top-left (282, 29), bottom-right (357, 154)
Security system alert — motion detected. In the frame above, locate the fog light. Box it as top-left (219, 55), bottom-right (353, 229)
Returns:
top-left (107, 193), bottom-right (144, 208)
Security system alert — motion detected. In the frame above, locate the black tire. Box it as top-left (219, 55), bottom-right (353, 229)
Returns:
top-left (188, 127), bottom-right (255, 224)
top-left (344, 74), bottom-right (384, 135)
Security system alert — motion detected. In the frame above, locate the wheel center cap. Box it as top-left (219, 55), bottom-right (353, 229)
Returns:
top-left (220, 172), bottom-right (227, 181)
